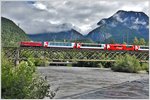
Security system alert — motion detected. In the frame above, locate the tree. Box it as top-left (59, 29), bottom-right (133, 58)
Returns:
top-left (145, 40), bottom-right (149, 46)
top-left (2, 53), bottom-right (56, 99)
top-left (108, 38), bottom-right (115, 44)
top-left (123, 42), bottom-right (127, 44)
top-left (139, 38), bottom-right (146, 45)
top-left (111, 54), bottom-right (141, 73)
top-left (133, 37), bottom-right (139, 45)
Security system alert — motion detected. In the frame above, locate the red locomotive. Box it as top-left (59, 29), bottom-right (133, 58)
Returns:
top-left (20, 41), bottom-right (43, 47)
top-left (106, 44), bottom-right (139, 51)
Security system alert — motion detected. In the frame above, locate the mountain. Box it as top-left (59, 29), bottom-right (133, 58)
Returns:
top-left (87, 10), bottom-right (149, 43)
top-left (28, 29), bottom-right (85, 42)
top-left (1, 17), bottom-right (30, 47)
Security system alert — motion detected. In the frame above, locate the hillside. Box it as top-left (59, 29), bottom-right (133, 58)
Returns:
top-left (1, 17), bottom-right (30, 47)
top-left (28, 29), bottom-right (85, 42)
top-left (87, 10), bottom-right (149, 44)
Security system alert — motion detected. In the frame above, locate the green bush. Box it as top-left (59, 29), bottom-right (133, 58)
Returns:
top-left (2, 54), bottom-right (55, 99)
top-left (67, 63), bottom-right (72, 67)
top-left (76, 61), bottom-right (99, 67)
top-left (103, 62), bottom-right (114, 68)
top-left (21, 51), bottom-right (49, 67)
top-left (34, 58), bottom-right (43, 66)
top-left (34, 58), bottom-right (49, 66)
top-left (97, 62), bottom-right (104, 68)
top-left (111, 54), bottom-right (141, 73)
top-left (75, 61), bottom-right (113, 68)
top-left (141, 63), bottom-right (149, 72)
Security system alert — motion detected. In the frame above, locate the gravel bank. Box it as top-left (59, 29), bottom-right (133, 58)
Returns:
top-left (68, 78), bottom-right (149, 99)
top-left (37, 66), bottom-right (149, 99)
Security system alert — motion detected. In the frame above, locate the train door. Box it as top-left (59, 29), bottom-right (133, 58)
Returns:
top-left (73, 42), bottom-right (81, 48)
top-left (77, 43), bottom-right (81, 48)
top-left (44, 42), bottom-right (48, 47)
top-left (134, 45), bottom-right (139, 51)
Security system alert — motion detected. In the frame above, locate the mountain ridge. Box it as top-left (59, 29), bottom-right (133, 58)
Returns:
top-left (28, 29), bottom-right (85, 42)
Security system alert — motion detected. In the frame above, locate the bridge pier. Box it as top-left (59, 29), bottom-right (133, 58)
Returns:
top-left (15, 48), bottom-right (20, 66)
top-left (15, 60), bottom-right (20, 66)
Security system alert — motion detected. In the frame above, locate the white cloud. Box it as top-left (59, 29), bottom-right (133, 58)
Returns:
top-left (33, 18), bottom-right (45, 22)
top-left (79, 25), bottom-right (92, 33)
top-left (121, 5), bottom-right (143, 12)
top-left (48, 20), bottom-right (61, 24)
top-left (33, 2), bottom-right (47, 10)
top-left (1, 0), bottom-right (149, 35)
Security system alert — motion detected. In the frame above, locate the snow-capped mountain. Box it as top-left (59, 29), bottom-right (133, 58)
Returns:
top-left (98, 10), bottom-right (148, 34)
top-left (87, 10), bottom-right (149, 43)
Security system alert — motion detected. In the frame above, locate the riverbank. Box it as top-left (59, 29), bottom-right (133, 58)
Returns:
top-left (37, 66), bottom-right (149, 99)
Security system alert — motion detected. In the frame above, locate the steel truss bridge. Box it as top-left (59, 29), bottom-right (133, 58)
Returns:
top-left (3, 47), bottom-right (149, 65)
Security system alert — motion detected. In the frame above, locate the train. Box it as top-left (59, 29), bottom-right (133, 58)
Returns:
top-left (20, 41), bottom-right (149, 51)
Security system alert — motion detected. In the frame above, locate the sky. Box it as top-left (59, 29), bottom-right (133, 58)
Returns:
top-left (1, 0), bottom-right (149, 35)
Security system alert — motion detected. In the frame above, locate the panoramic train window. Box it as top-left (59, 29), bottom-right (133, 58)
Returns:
top-left (49, 42), bottom-right (72, 46)
top-left (126, 45), bottom-right (133, 48)
top-left (140, 46), bottom-right (149, 49)
top-left (81, 44), bottom-right (102, 47)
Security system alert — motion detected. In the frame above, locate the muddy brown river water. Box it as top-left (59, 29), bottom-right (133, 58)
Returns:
top-left (37, 66), bottom-right (149, 99)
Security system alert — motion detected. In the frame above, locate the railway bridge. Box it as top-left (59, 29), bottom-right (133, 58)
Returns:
top-left (2, 47), bottom-right (149, 65)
